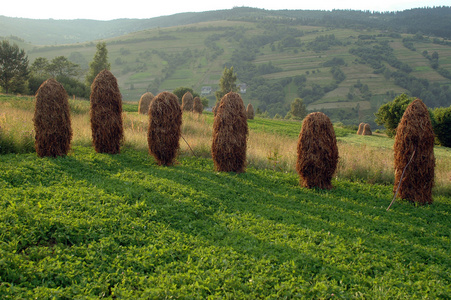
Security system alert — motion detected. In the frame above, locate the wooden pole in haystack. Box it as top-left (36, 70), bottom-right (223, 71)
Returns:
top-left (138, 92), bottom-right (154, 115)
top-left (393, 99), bottom-right (435, 205)
top-left (181, 92), bottom-right (194, 112)
top-left (33, 78), bottom-right (72, 157)
top-left (296, 112), bottom-right (338, 189)
top-left (192, 96), bottom-right (203, 114)
top-left (246, 103), bottom-right (254, 120)
top-left (212, 92), bottom-right (248, 173)
top-left (90, 69), bottom-right (124, 154)
top-left (147, 92), bottom-right (182, 166)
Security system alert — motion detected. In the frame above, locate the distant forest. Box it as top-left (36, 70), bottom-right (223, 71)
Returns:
top-left (1, 6), bottom-right (451, 45)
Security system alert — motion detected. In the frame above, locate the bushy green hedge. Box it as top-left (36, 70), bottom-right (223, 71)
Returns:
top-left (432, 106), bottom-right (451, 147)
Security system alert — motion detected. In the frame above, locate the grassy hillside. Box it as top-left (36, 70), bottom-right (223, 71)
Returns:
top-left (21, 20), bottom-right (451, 124)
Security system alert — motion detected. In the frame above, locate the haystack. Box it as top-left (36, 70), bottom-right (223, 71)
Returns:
top-left (147, 92), bottom-right (182, 166)
top-left (212, 102), bottom-right (219, 116)
top-left (357, 122), bottom-right (364, 135)
top-left (138, 92), bottom-right (154, 115)
top-left (393, 99), bottom-right (435, 205)
top-left (90, 69), bottom-right (124, 154)
top-left (181, 92), bottom-right (194, 111)
top-left (33, 78), bottom-right (72, 157)
top-left (212, 92), bottom-right (248, 173)
top-left (192, 96), bottom-right (203, 114)
top-left (296, 112), bottom-right (338, 189)
top-left (362, 123), bottom-right (372, 135)
top-left (246, 103), bottom-right (254, 120)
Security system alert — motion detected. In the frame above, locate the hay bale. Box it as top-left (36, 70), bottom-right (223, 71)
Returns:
top-left (138, 92), bottom-right (154, 115)
top-left (362, 123), bottom-right (372, 135)
top-left (296, 112), bottom-right (338, 189)
top-left (212, 102), bottom-right (219, 116)
top-left (181, 92), bottom-right (194, 111)
top-left (147, 92), bottom-right (182, 166)
top-left (33, 78), bottom-right (72, 157)
top-left (212, 92), bottom-right (248, 173)
top-left (393, 99), bottom-right (435, 205)
top-left (90, 69), bottom-right (124, 154)
top-left (192, 96), bottom-right (203, 114)
top-left (246, 103), bottom-right (254, 120)
top-left (357, 122), bottom-right (365, 135)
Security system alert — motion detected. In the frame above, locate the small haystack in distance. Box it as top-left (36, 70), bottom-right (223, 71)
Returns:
top-left (393, 99), bottom-right (435, 205)
top-left (33, 78), bottom-right (72, 157)
top-left (212, 92), bottom-right (248, 173)
top-left (138, 92), bottom-right (154, 115)
top-left (147, 92), bottom-right (182, 166)
top-left (362, 123), bottom-right (372, 135)
top-left (181, 92), bottom-right (194, 111)
top-left (357, 122), bottom-right (364, 135)
top-left (192, 96), bottom-right (203, 114)
top-left (296, 112), bottom-right (338, 189)
top-left (90, 69), bottom-right (124, 154)
top-left (246, 103), bottom-right (254, 120)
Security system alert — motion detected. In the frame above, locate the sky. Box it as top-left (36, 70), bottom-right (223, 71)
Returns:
top-left (2, 0), bottom-right (450, 21)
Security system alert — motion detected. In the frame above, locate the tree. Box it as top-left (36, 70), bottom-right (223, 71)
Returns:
top-left (287, 98), bottom-right (307, 120)
top-left (47, 56), bottom-right (80, 78)
top-left (173, 87), bottom-right (199, 103)
top-left (0, 40), bottom-right (29, 94)
top-left (86, 42), bottom-right (111, 86)
top-left (374, 94), bottom-right (415, 137)
top-left (215, 66), bottom-right (237, 102)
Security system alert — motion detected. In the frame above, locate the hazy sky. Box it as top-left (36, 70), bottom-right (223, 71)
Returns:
top-left (2, 0), bottom-right (450, 20)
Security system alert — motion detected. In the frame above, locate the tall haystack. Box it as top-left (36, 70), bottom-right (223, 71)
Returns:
top-left (147, 92), bottom-right (182, 166)
top-left (296, 112), bottom-right (338, 189)
top-left (246, 103), bottom-right (254, 120)
top-left (90, 69), bottom-right (124, 154)
top-left (192, 96), bottom-right (203, 114)
top-left (212, 102), bottom-right (219, 116)
top-left (357, 122), bottom-right (364, 135)
top-left (33, 78), bottom-right (72, 157)
top-left (138, 92), bottom-right (154, 115)
top-left (181, 92), bottom-right (194, 112)
top-left (212, 92), bottom-right (248, 173)
top-left (362, 123), bottom-right (372, 135)
top-left (393, 99), bottom-right (435, 205)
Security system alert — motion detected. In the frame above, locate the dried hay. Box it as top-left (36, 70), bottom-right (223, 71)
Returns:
top-left (357, 122), bottom-right (364, 135)
top-left (138, 92), bottom-right (154, 114)
top-left (212, 92), bottom-right (248, 173)
top-left (147, 92), bottom-right (182, 166)
top-left (296, 112), bottom-right (338, 189)
top-left (90, 69), bottom-right (124, 154)
top-left (393, 99), bottom-right (435, 205)
top-left (362, 123), bottom-right (372, 135)
top-left (33, 78), bottom-right (72, 157)
top-left (212, 102), bottom-right (219, 116)
top-left (246, 103), bottom-right (254, 120)
top-left (181, 92), bottom-right (194, 111)
top-left (192, 96), bottom-right (203, 114)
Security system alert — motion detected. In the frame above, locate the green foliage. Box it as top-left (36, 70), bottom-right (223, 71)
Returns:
top-left (432, 106), bottom-right (451, 147)
top-left (375, 94), bottom-right (415, 137)
top-left (215, 67), bottom-right (237, 102)
top-left (0, 146), bottom-right (449, 298)
top-left (172, 87), bottom-right (200, 104)
top-left (85, 42), bottom-right (111, 86)
top-left (0, 40), bottom-right (29, 94)
top-left (287, 98), bottom-right (307, 120)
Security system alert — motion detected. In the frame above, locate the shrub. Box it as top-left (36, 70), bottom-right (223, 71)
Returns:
top-left (296, 112), bottom-right (338, 189)
top-left (33, 78), bottom-right (72, 157)
top-left (138, 92), bottom-right (154, 115)
top-left (432, 106), bottom-right (451, 147)
top-left (375, 94), bottom-right (415, 137)
top-left (147, 92), bottom-right (182, 166)
top-left (90, 70), bottom-right (123, 154)
top-left (394, 99), bottom-right (435, 205)
top-left (212, 92), bottom-right (248, 173)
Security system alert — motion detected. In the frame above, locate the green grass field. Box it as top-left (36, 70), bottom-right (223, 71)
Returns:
top-left (1, 95), bottom-right (450, 298)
